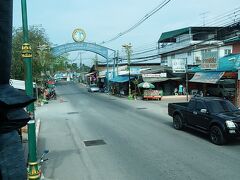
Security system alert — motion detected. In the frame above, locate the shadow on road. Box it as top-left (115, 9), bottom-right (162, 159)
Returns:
top-left (163, 121), bottom-right (240, 146)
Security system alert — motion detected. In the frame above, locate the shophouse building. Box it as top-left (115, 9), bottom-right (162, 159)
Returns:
top-left (157, 25), bottom-right (240, 97)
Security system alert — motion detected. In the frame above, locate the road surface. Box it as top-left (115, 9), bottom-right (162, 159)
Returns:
top-left (37, 82), bottom-right (240, 180)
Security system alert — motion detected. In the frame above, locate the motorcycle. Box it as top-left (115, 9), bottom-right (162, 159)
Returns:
top-left (46, 88), bottom-right (57, 100)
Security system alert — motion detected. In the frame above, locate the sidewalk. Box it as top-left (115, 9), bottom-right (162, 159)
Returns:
top-left (22, 110), bottom-right (42, 162)
top-left (107, 93), bottom-right (190, 102)
top-left (161, 94), bottom-right (191, 102)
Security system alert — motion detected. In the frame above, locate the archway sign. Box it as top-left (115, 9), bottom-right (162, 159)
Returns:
top-left (51, 42), bottom-right (113, 59)
top-left (51, 42), bottom-right (115, 92)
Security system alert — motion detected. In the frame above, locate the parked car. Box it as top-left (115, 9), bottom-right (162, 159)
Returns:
top-left (88, 84), bottom-right (99, 92)
top-left (168, 96), bottom-right (240, 145)
top-left (207, 79), bottom-right (235, 97)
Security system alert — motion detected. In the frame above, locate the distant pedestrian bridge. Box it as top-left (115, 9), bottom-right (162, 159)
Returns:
top-left (51, 42), bottom-right (114, 59)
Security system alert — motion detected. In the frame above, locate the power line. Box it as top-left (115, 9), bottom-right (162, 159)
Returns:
top-left (100, 0), bottom-right (172, 45)
top-left (196, 7), bottom-right (240, 27)
top-left (207, 7), bottom-right (240, 25)
top-left (119, 20), bottom-right (240, 64)
top-left (120, 7), bottom-right (240, 59)
top-left (100, 7), bottom-right (240, 65)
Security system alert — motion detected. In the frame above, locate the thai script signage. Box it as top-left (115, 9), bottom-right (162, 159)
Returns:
top-left (223, 72), bottom-right (237, 79)
top-left (142, 73), bottom-right (167, 78)
top-left (172, 59), bottom-right (186, 73)
top-left (52, 42), bottom-right (109, 58)
top-left (201, 51), bottom-right (218, 70)
top-left (190, 72), bottom-right (224, 84)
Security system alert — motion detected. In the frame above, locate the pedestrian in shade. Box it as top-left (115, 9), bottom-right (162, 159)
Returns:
top-left (178, 84), bottom-right (183, 95)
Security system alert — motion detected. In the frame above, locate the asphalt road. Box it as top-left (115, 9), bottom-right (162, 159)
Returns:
top-left (37, 82), bottom-right (240, 180)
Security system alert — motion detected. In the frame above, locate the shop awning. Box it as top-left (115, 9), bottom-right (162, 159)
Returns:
top-left (189, 71), bottom-right (224, 84)
top-left (109, 76), bottom-right (134, 83)
top-left (85, 72), bottom-right (96, 77)
top-left (143, 77), bottom-right (181, 83)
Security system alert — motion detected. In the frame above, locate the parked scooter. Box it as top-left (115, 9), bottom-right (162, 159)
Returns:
top-left (46, 88), bottom-right (57, 100)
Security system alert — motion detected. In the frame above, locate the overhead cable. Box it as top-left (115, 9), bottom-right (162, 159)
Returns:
top-left (100, 0), bottom-right (172, 44)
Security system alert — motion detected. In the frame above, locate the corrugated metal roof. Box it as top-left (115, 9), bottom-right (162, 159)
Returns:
top-left (158, 27), bottom-right (189, 42)
top-left (158, 27), bottom-right (221, 43)
top-left (218, 54), bottom-right (240, 71)
top-left (224, 36), bottom-right (240, 43)
top-left (190, 71), bottom-right (224, 84)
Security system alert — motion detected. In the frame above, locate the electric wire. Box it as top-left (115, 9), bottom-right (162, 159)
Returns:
top-left (110, 7), bottom-right (239, 61)
top-left (100, 0), bottom-right (172, 45)
top-left (99, 6), bottom-right (240, 65)
top-left (118, 20), bottom-right (240, 64)
top-left (203, 7), bottom-right (240, 26)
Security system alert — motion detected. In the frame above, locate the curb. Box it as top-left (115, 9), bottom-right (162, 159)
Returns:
top-left (35, 118), bottom-right (41, 142)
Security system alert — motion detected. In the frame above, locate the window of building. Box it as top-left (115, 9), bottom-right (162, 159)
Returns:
top-left (171, 54), bottom-right (175, 59)
top-left (187, 52), bottom-right (191, 56)
top-left (201, 49), bottom-right (211, 53)
top-left (161, 56), bottom-right (168, 65)
top-left (224, 49), bottom-right (231, 55)
top-left (195, 57), bottom-right (201, 65)
top-left (161, 56), bottom-right (167, 60)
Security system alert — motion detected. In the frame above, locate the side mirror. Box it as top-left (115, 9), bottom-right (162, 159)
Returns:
top-left (200, 109), bottom-right (207, 114)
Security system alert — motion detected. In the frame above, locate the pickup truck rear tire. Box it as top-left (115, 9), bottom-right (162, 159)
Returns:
top-left (210, 126), bottom-right (226, 145)
top-left (173, 115), bottom-right (183, 130)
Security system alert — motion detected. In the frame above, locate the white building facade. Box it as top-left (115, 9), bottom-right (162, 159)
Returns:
top-left (158, 27), bottom-right (233, 71)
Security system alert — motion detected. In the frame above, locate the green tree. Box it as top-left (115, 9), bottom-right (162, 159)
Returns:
top-left (11, 25), bottom-right (69, 81)
top-left (11, 25), bottom-right (51, 80)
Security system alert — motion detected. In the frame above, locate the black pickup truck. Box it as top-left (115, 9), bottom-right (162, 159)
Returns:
top-left (168, 96), bottom-right (240, 145)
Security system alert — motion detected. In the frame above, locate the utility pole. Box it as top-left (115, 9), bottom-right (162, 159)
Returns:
top-left (122, 43), bottom-right (132, 100)
top-left (113, 51), bottom-right (116, 78)
top-left (21, 0), bottom-right (40, 179)
top-left (37, 44), bottom-right (49, 88)
top-left (79, 52), bottom-right (82, 71)
top-left (0, 0), bottom-right (35, 179)
top-left (200, 11), bottom-right (209, 26)
top-left (95, 54), bottom-right (98, 71)
top-left (116, 50), bottom-right (119, 76)
top-left (106, 57), bottom-right (110, 92)
top-left (185, 58), bottom-right (189, 101)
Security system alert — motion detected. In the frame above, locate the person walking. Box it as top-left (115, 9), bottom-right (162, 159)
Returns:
top-left (178, 84), bottom-right (183, 95)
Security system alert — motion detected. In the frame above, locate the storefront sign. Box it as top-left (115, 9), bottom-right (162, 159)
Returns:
top-left (172, 59), bottom-right (186, 73)
top-left (201, 51), bottom-right (218, 70)
top-left (142, 73), bottom-right (167, 78)
top-left (190, 71), bottom-right (224, 84)
top-left (223, 72), bottom-right (237, 79)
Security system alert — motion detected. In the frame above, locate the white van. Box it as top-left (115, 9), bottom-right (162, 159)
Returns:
top-left (207, 79), bottom-right (235, 97)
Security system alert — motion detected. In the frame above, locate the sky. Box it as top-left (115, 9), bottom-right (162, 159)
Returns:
top-left (13, 0), bottom-right (240, 66)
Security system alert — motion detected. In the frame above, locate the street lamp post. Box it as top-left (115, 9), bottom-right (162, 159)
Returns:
top-left (21, 0), bottom-right (40, 179)
top-left (122, 43), bottom-right (132, 99)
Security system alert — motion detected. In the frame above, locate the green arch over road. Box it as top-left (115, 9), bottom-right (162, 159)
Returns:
top-left (51, 42), bottom-right (114, 59)
top-left (51, 42), bottom-right (115, 92)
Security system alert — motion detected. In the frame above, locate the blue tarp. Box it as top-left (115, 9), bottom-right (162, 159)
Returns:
top-left (189, 71), bottom-right (224, 84)
top-left (109, 76), bottom-right (134, 83)
top-left (217, 54), bottom-right (240, 71)
top-left (189, 54), bottom-right (240, 72)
